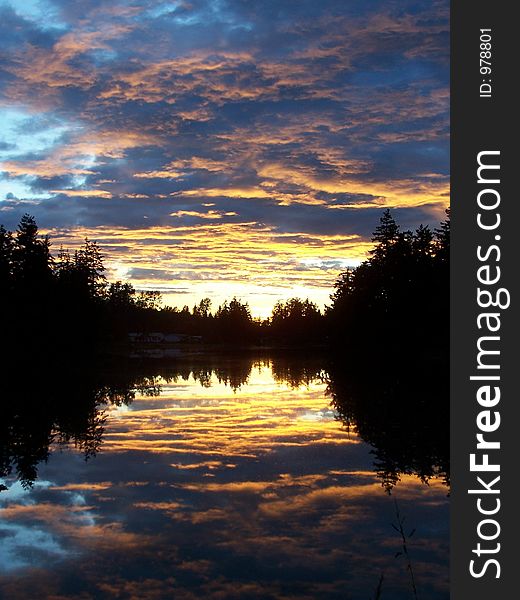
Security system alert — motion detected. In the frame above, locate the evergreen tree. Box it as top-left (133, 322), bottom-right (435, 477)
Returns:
top-left (413, 224), bottom-right (434, 258)
top-left (215, 298), bottom-right (254, 342)
top-left (329, 209), bottom-right (449, 356)
top-left (369, 209), bottom-right (400, 262)
top-left (12, 214), bottom-right (53, 287)
top-left (73, 239), bottom-right (107, 299)
top-left (434, 208), bottom-right (450, 264)
top-left (0, 225), bottom-right (14, 293)
top-left (270, 298), bottom-right (322, 342)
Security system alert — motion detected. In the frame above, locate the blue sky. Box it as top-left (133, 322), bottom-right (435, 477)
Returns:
top-left (0, 0), bottom-right (449, 315)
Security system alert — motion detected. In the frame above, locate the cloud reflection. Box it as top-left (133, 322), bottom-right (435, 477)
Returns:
top-left (0, 361), bottom-right (448, 598)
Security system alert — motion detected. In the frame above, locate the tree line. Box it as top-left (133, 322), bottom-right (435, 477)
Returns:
top-left (0, 209), bottom-right (449, 353)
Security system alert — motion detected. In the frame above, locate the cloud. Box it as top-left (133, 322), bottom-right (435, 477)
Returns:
top-left (0, 0), bottom-right (449, 313)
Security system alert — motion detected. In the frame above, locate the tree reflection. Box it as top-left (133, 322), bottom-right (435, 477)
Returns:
top-left (270, 353), bottom-right (325, 388)
top-left (0, 361), bottom-right (160, 489)
top-left (326, 352), bottom-right (449, 492)
top-left (0, 353), bottom-right (448, 493)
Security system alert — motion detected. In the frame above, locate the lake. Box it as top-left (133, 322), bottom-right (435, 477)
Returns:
top-left (0, 353), bottom-right (449, 599)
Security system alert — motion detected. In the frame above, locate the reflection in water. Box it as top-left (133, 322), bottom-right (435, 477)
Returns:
top-left (0, 354), bottom-right (448, 599)
top-left (0, 366), bottom-right (160, 489)
top-left (327, 354), bottom-right (450, 492)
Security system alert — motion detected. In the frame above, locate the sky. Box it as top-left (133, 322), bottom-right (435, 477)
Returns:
top-left (0, 0), bottom-right (449, 316)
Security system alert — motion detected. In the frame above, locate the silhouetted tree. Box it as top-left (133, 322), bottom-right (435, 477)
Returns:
top-left (369, 209), bottom-right (400, 261)
top-left (434, 208), bottom-right (450, 264)
top-left (270, 297), bottom-right (323, 343)
top-left (0, 210), bottom-right (450, 353)
top-left (73, 238), bottom-right (107, 298)
top-left (214, 297), bottom-right (255, 343)
top-left (413, 224), bottom-right (434, 258)
top-left (193, 298), bottom-right (212, 318)
top-left (107, 281), bottom-right (136, 308)
top-left (12, 214), bottom-right (53, 287)
top-left (53, 239), bottom-right (108, 344)
top-left (3, 215), bottom-right (54, 343)
top-left (328, 209), bottom-right (450, 357)
top-left (0, 225), bottom-right (14, 305)
top-left (136, 290), bottom-right (162, 311)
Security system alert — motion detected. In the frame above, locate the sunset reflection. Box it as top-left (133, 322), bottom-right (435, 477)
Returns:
top-left (0, 361), bottom-right (448, 599)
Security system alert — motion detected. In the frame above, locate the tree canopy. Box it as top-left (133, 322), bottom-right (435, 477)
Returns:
top-left (328, 208), bottom-right (449, 356)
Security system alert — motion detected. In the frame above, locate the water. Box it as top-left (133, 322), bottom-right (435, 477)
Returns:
top-left (0, 354), bottom-right (449, 599)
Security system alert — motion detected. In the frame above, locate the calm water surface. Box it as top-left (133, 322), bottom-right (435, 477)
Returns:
top-left (0, 355), bottom-right (449, 599)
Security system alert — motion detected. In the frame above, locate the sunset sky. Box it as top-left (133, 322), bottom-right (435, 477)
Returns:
top-left (0, 0), bottom-right (449, 316)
